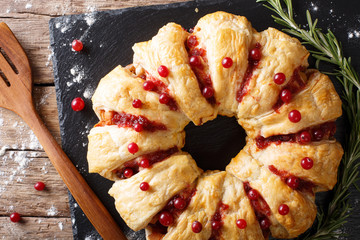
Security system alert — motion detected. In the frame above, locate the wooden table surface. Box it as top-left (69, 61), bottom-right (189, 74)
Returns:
top-left (0, 1), bottom-right (186, 239)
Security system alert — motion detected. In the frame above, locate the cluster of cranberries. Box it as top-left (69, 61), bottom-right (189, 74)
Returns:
top-left (157, 196), bottom-right (188, 227)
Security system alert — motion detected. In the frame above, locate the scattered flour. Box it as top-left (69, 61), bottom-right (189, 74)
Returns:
top-left (58, 221), bottom-right (64, 231)
top-left (83, 87), bottom-right (94, 99)
top-left (69, 65), bottom-right (85, 84)
top-left (310, 2), bottom-right (318, 11)
top-left (25, 3), bottom-right (32, 9)
top-left (348, 30), bottom-right (360, 39)
top-left (47, 205), bottom-right (59, 216)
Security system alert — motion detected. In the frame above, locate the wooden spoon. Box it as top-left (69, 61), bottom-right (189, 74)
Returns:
top-left (0, 22), bottom-right (126, 240)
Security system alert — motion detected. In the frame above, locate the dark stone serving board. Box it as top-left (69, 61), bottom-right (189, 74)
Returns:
top-left (49, 0), bottom-right (360, 239)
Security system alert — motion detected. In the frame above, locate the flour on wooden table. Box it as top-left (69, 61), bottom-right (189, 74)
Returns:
top-left (47, 205), bottom-right (59, 216)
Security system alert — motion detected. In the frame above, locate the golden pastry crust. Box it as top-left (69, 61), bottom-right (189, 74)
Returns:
top-left (133, 23), bottom-right (217, 125)
top-left (192, 11), bottom-right (253, 116)
top-left (236, 28), bottom-right (309, 119)
top-left (227, 151), bottom-right (317, 239)
top-left (87, 125), bottom-right (185, 180)
top-left (91, 65), bottom-right (189, 130)
top-left (245, 137), bottom-right (343, 191)
top-left (240, 70), bottom-right (342, 138)
top-left (108, 152), bottom-right (202, 231)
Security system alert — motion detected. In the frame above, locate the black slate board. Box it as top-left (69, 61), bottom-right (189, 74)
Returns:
top-left (49, 0), bottom-right (360, 239)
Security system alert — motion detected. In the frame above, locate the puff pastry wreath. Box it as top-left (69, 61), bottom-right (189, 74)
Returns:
top-left (87, 11), bottom-right (344, 240)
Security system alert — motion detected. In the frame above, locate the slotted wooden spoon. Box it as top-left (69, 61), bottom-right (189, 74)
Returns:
top-left (0, 22), bottom-right (126, 240)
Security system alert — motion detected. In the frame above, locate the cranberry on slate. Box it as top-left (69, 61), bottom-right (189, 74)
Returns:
top-left (278, 204), bottom-right (290, 215)
top-left (72, 39), bottom-right (83, 52)
top-left (10, 212), bottom-right (21, 223)
top-left (286, 176), bottom-right (299, 189)
top-left (192, 221), bottom-right (202, 233)
top-left (140, 182), bottom-right (150, 191)
top-left (159, 211), bottom-right (174, 226)
top-left (301, 157), bottom-right (314, 170)
top-left (288, 110), bottom-right (301, 123)
top-left (222, 57), bottom-right (233, 68)
top-left (71, 97), bottom-right (85, 111)
top-left (274, 73), bottom-right (286, 85)
top-left (236, 219), bottom-right (247, 229)
top-left (128, 142), bottom-right (139, 154)
top-left (132, 99), bottom-right (142, 108)
top-left (158, 65), bottom-right (169, 78)
top-left (34, 181), bottom-right (45, 191)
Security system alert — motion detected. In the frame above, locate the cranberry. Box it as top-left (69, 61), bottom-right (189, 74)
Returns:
top-left (301, 157), bottom-right (313, 170)
top-left (132, 99), bottom-right (142, 108)
top-left (313, 129), bottom-right (324, 141)
top-left (159, 211), bottom-right (174, 226)
top-left (222, 57), bottom-right (233, 68)
top-left (247, 189), bottom-right (259, 200)
top-left (174, 197), bottom-right (186, 209)
top-left (123, 168), bottom-right (134, 178)
top-left (260, 218), bottom-right (271, 229)
top-left (140, 182), bottom-right (150, 191)
top-left (280, 89), bottom-right (292, 103)
top-left (202, 86), bottom-right (214, 98)
top-left (72, 39), bottom-right (83, 52)
top-left (299, 131), bottom-right (311, 143)
top-left (10, 212), bottom-right (21, 222)
top-left (190, 56), bottom-right (202, 67)
top-left (187, 35), bottom-right (198, 48)
top-left (286, 176), bottom-right (299, 189)
top-left (128, 142), bottom-right (139, 154)
top-left (249, 48), bottom-right (261, 61)
top-left (288, 110), bottom-right (301, 123)
top-left (159, 93), bottom-right (171, 104)
top-left (192, 221), bottom-right (202, 233)
top-left (139, 158), bottom-right (150, 168)
top-left (158, 65), bottom-right (169, 78)
top-left (211, 221), bottom-right (222, 230)
top-left (71, 97), bottom-right (85, 111)
top-left (278, 204), bottom-right (289, 215)
top-left (34, 181), bottom-right (45, 191)
top-left (236, 219), bottom-right (247, 229)
top-left (133, 123), bottom-right (143, 132)
top-left (143, 81), bottom-right (155, 91)
top-left (273, 73), bottom-right (286, 85)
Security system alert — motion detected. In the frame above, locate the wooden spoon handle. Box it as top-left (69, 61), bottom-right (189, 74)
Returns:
top-left (20, 105), bottom-right (126, 240)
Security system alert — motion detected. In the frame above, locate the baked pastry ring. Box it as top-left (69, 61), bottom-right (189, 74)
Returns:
top-left (87, 11), bottom-right (343, 239)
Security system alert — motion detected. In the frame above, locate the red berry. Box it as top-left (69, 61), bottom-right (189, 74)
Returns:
top-left (299, 131), bottom-right (311, 143)
top-left (123, 168), bottom-right (134, 178)
top-left (72, 39), bottom-right (83, 51)
top-left (134, 123), bottom-right (143, 132)
top-left (159, 93), bottom-right (170, 104)
top-left (280, 89), bottom-right (292, 103)
top-left (10, 212), bottom-right (21, 223)
top-left (222, 57), bottom-right (233, 68)
top-left (278, 204), bottom-right (289, 215)
top-left (301, 157), bottom-right (314, 170)
top-left (313, 129), bottom-right (324, 141)
top-left (139, 158), bottom-right (150, 168)
top-left (274, 73), bottom-right (286, 85)
top-left (286, 176), bottom-right (299, 189)
top-left (174, 197), bottom-right (186, 210)
top-left (159, 211), bottom-right (174, 226)
top-left (158, 65), bottom-right (169, 78)
top-left (247, 189), bottom-right (259, 200)
top-left (140, 182), bottom-right (150, 191)
top-left (236, 219), bottom-right (247, 229)
top-left (34, 181), bottom-right (45, 191)
top-left (260, 218), bottom-right (271, 229)
top-left (211, 221), bottom-right (222, 230)
top-left (187, 35), bottom-right (198, 48)
top-left (288, 110), bottom-right (301, 123)
top-left (249, 48), bottom-right (261, 61)
top-left (192, 221), bottom-right (202, 233)
top-left (143, 81), bottom-right (155, 91)
top-left (132, 99), bottom-right (142, 108)
top-left (128, 142), bottom-right (139, 154)
top-left (202, 86), bottom-right (214, 99)
top-left (190, 56), bottom-right (202, 67)
top-left (71, 97), bottom-right (85, 111)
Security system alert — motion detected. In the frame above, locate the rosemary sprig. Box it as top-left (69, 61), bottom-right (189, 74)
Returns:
top-left (256, 0), bottom-right (360, 239)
